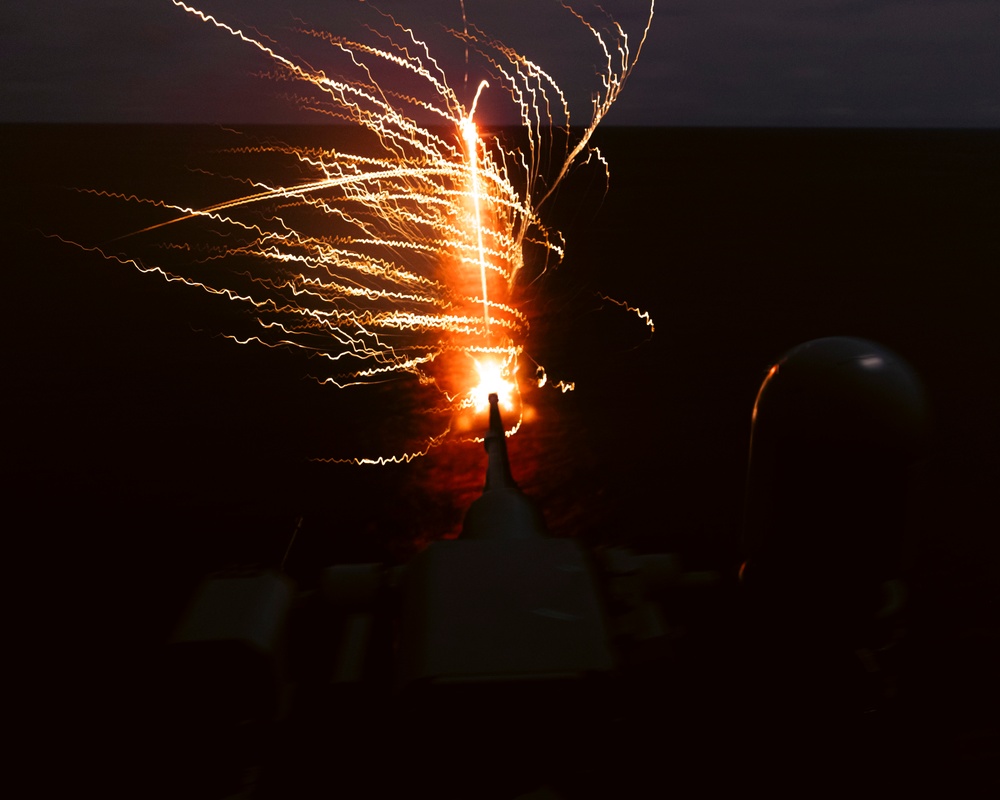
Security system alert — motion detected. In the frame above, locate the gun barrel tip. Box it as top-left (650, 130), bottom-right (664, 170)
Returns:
top-left (488, 392), bottom-right (499, 407)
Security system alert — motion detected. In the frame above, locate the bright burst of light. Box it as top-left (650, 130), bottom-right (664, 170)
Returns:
top-left (68, 0), bottom-right (654, 463)
top-left (471, 358), bottom-right (516, 413)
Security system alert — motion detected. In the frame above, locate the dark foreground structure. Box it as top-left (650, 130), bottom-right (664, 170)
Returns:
top-left (154, 336), bottom-right (957, 799)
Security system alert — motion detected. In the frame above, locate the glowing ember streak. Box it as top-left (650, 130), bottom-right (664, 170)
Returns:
top-left (598, 293), bottom-right (656, 333)
top-left (462, 81), bottom-right (493, 334)
top-left (72, 1), bottom-right (654, 463)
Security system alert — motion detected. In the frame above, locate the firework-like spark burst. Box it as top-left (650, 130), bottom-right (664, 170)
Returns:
top-left (64, 1), bottom-right (654, 463)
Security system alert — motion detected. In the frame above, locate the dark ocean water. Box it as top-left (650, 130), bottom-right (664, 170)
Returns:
top-left (5, 124), bottom-right (999, 791)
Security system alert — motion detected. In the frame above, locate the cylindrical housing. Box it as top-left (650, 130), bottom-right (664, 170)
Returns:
top-left (742, 337), bottom-right (928, 631)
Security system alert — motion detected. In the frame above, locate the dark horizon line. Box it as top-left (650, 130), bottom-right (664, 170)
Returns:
top-left (3, 120), bottom-right (999, 133)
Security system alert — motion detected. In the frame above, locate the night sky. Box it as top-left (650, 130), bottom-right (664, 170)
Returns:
top-left (5, 0), bottom-right (999, 128)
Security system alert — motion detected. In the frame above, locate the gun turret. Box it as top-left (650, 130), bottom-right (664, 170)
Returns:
top-left (158, 338), bottom-right (928, 797)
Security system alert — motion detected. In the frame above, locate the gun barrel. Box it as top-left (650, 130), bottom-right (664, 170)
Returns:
top-left (483, 392), bottom-right (516, 491)
top-left (460, 393), bottom-right (546, 539)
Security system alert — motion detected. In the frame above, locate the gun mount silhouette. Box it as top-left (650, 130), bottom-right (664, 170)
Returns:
top-left (161, 337), bottom-right (928, 798)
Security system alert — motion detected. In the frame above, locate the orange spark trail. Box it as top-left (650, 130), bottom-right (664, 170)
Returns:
top-left (598, 293), bottom-right (656, 333)
top-left (74, 1), bottom-right (655, 463)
